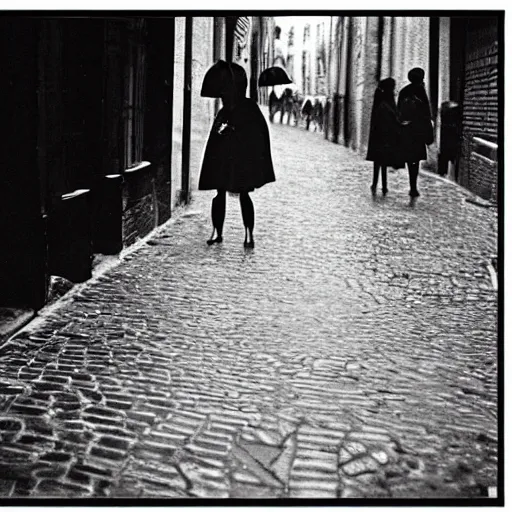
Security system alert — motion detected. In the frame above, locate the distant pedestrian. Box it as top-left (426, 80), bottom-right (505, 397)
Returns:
top-left (366, 78), bottom-right (405, 196)
top-left (269, 88), bottom-right (280, 123)
top-left (302, 98), bottom-right (313, 131)
top-left (290, 92), bottom-right (302, 126)
top-left (199, 61), bottom-right (276, 248)
top-left (313, 99), bottom-right (324, 132)
top-left (280, 88), bottom-right (294, 125)
top-left (397, 67), bottom-right (434, 198)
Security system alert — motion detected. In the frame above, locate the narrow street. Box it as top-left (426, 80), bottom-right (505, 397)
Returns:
top-left (0, 119), bottom-right (498, 499)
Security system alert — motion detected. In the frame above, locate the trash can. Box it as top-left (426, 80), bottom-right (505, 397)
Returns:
top-left (438, 101), bottom-right (461, 176)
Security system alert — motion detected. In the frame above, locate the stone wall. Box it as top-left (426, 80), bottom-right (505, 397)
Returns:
top-left (171, 17), bottom-right (186, 210)
top-left (172, 17), bottom-right (215, 199)
top-left (190, 17), bottom-right (215, 192)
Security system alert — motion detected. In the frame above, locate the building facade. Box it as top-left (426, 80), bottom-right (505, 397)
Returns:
top-left (1, 15), bottom-right (264, 310)
top-left (455, 17), bottom-right (499, 201)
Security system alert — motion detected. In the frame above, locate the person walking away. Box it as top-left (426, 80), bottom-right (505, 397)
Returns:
top-left (199, 61), bottom-right (276, 248)
top-left (292, 92), bottom-right (303, 127)
top-left (366, 78), bottom-right (405, 196)
top-left (397, 67), bottom-right (434, 198)
top-left (313, 99), bottom-right (324, 132)
top-left (280, 88), bottom-right (293, 125)
top-left (302, 98), bottom-right (313, 131)
top-left (269, 88), bottom-right (280, 123)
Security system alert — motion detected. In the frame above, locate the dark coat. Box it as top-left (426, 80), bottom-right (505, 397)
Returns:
top-left (397, 83), bottom-right (433, 163)
top-left (302, 99), bottom-right (313, 116)
top-left (199, 98), bottom-right (275, 193)
top-left (366, 100), bottom-right (404, 168)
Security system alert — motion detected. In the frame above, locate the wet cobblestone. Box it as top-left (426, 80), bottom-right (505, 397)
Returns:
top-left (0, 122), bottom-right (498, 499)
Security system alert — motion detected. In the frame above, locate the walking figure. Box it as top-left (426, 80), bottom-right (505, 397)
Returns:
top-left (280, 88), bottom-right (294, 125)
top-left (199, 61), bottom-right (276, 248)
top-left (268, 88), bottom-right (280, 123)
top-left (366, 78), bottom-right (405, 196)
top-left (302, 98), bottom-right (313, 131)
top-left (312, 99), bottom-right (324, 132)
top-left (397, 67), bottom-right (434, 198)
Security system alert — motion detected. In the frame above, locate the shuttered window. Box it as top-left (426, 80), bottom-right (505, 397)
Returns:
top-left (124, 19), bottom-right (146, 169)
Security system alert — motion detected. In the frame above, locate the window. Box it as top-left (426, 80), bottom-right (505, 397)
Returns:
top-left (124, 19), bottom-right (146, 169)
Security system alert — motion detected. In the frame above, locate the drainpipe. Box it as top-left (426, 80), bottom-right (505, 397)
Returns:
top-left (181, 16), bottom-right (192, 205)
top-left (333, 17), bottom-right (343, 144)
top-left (344, 17), bottom-right (353, 147)
top-left (213, 17), bottom-right (223, 114)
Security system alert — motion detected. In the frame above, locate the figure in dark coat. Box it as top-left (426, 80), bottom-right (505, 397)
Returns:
top-left (268, 89), bottom-right (280, 123)
top-left (313, 99), bottom-right (324, 132)
top-left (366, 78), bottom-right (404, 196)
top-left (302, 99), bottom-right (313, 131)
top-left (199, 61), bottom-right (275, 248)
top-left (397, 67), bottom-right (433, 198)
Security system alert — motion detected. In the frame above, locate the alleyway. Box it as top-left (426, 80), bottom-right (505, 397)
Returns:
top-left (0, 120), bottom-right (498, 500)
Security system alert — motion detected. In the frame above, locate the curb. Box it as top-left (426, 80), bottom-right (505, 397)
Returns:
top-left (0, 202), bottom-right (193, 350)
top-left (419, 168), bottom-right (497, 208)
top-left (0, 309), bottom-right (36, 347)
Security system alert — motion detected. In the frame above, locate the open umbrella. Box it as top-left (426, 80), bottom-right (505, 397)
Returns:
top-left (258, 66), bottom-right (292, 87)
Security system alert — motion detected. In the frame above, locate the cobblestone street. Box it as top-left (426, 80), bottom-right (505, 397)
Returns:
top-left (0, 119), bottom-right (498, 500)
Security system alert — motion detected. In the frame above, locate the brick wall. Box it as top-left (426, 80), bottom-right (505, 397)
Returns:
top-left (122, 164), bottom-right (156, 247)
top-left (458, 18), bottom-right (499, 201)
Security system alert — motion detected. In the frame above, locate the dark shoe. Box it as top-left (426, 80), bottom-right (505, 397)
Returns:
top-left (409, 190), bottom-right (420, 198)
top-left (244, 240), bottom-right (254, 248)
top-left (370, 185), bottom-right (377, 196)
top-left (207, 236), bottom-right (223, 245)
top-left (382, 188), bottom-right (388, 196)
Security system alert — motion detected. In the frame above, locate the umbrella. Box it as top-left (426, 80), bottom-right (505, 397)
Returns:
top-left (258, 66), bottom-right (292, 87)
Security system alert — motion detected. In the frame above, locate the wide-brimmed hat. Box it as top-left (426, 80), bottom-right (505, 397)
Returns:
top-left (201, 60), bottom-right (247, 98)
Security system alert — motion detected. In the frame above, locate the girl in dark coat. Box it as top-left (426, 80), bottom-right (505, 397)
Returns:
top-left (397, 67), bottom-right (434, 198)
top-left (199, 61), bottom-right (275, 248)
top-left (366, 78), bottom-right (404, 196)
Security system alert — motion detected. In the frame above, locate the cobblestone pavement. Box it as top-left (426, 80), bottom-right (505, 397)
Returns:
top-left (0, 121), bottom-right (498, 500)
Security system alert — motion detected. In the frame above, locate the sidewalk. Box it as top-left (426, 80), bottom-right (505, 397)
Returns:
top-left (0, 121), bottom-right (498, 500)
